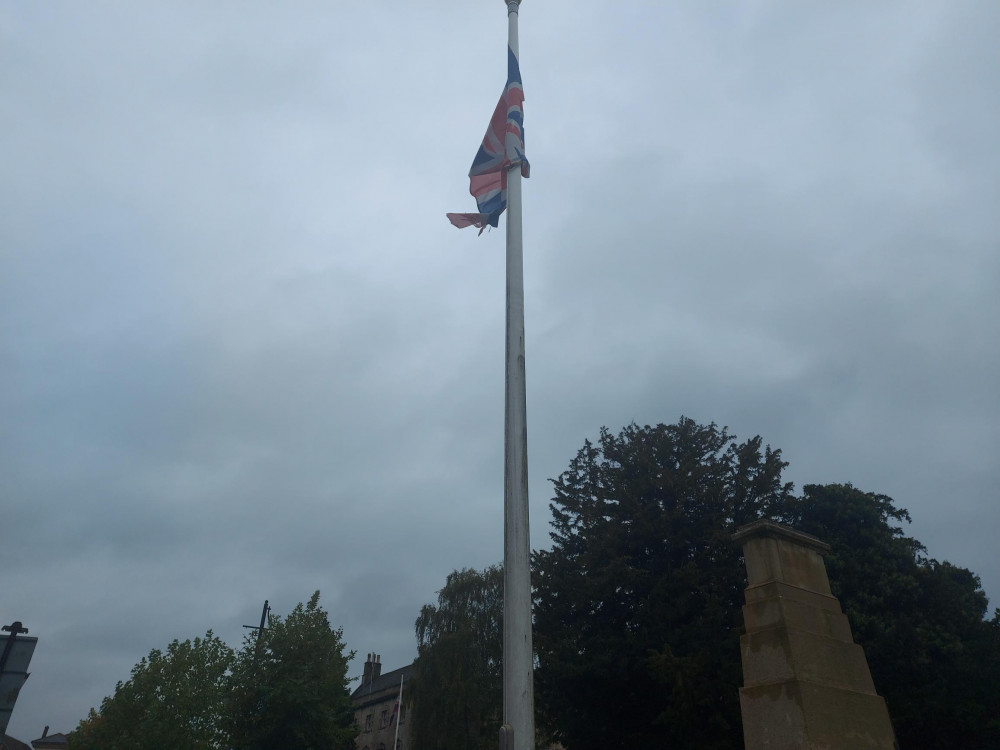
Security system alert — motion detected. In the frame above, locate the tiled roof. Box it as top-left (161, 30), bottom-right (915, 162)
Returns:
top-left (351, 662), bottom-right (414, 701)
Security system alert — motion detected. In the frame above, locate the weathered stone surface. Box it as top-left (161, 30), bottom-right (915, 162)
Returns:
top-left (734, 520), bottom-right (896, 750)
top-left (733, 520), bottom-right (832, 594)
top-left (739, 679), bottom-right (895, 750)
top-left (741, 595), bottom-right (853, 642)
top-left (741, 628), bottom-right (877, 694)
top-left (743, 580), bottom-right (841, 613)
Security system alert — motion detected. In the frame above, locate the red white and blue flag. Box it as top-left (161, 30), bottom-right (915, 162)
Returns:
top-left (447, 46), bottom-right (529, 232)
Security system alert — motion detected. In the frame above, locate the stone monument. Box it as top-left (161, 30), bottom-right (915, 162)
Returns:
top-left (733, 520), bottom-right (897, 750)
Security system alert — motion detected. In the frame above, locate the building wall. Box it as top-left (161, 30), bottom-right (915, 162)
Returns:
top-left (352, 654), bottom-right (413, 750)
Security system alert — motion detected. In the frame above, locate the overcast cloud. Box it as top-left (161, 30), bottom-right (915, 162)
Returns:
top-left (2, 0), bottom-right (998, 740)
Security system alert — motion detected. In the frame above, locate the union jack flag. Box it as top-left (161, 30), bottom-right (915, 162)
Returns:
top-left (447, 46), bottom-right (529, 233)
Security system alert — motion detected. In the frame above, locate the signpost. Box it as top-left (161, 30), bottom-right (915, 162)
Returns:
top-left (0, 622), bottom-right (37, 737)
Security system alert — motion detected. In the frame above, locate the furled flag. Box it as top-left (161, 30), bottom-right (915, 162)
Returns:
top-left (447, 45), bottom-right (529, 233)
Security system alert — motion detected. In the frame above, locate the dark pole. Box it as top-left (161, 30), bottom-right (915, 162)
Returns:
top-left (242, 600), bottom-right (270, 642)
top-left (257, 600), bottom-right (269, 641)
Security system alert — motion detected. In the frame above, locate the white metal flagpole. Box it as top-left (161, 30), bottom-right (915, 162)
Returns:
top-left (502, 3), bottom-right (534, 750)
top-left (392, 673), bottom-right (404, 750)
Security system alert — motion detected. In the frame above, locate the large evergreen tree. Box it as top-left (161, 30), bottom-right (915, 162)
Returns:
top-left (410, 565), bottom-right (503, 750)
top-left (532, 418), bottom-right (793, 750)
top-left (533, 420), bottom-right (999, 748)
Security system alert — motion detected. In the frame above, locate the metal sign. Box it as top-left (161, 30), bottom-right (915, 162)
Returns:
top-left (0, 633), bottom-right (38, 736)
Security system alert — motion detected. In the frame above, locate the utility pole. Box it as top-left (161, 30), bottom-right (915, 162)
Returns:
top-left (242, 600), bottom-right (270, 642)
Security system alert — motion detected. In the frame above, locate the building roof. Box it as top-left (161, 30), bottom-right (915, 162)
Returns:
top-left (2, 735), bottom-right (33, 750)
top-left (30, 732), bottom-right (68, 749)
top-left (351, 663), bottom-right (414, 702)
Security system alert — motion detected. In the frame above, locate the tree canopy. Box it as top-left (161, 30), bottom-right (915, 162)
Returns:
top-left (532, 418), bottom-right (999, 749)
top-left (780, 483), bottom-right (1000, 749)
top-left (226, 591), bottom-right (357, 750)
top-left (69, 592), bottom-right (357, 750)
top-left (533, 418), bottom-right (793, 750)
top-left (409, 565), bottom-right (503, 750)
top-left (70, 631), bottom-right (234, 750)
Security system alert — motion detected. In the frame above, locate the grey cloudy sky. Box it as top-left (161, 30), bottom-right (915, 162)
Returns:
top-left (2, 0), bottom-right (997, 740)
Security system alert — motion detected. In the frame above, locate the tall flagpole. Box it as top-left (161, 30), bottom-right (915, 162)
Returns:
top-left (502, 3), bottom-right (534, 750)
top-left (392, 674), bottom-right (404, 750)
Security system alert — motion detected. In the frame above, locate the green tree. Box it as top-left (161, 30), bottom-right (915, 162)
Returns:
top-left (226, 591), bottom-right (357, 750)
top-left (410, 565), bottom-right (503, 750)
top-left (532, 418), bottom-right (793, 750)
top-left (779, 483), bottom-right (1000, 749)
top-left (533, 418), bottom-right (1000, 749)
top-left (69, 631), bottom-right (234, 750)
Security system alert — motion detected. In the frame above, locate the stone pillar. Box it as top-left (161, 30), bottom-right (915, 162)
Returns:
top-left (733, 520), bottom-right (896, 750)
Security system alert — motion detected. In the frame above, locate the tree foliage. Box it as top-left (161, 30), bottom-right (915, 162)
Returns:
top-left (69, 593), bottom-right (357, 750)
top-left (410, 565), bottom-right (503, 750)
top-left (226, 591), bottom-right (357, 750)
top-left (69, 631), bottom-right (234, 750)
top-left (532, 419), bottom-right (999, 749)
top-left (779, 483), bottom-right (1000, 749)
top-left (533, 418), bottom-right (793, 750)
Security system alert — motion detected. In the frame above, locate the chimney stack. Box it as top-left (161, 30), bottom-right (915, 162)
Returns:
top-left (362, 653), bottom-right (373, 685)
top-left (362, 653), bottom-right (383, 685)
